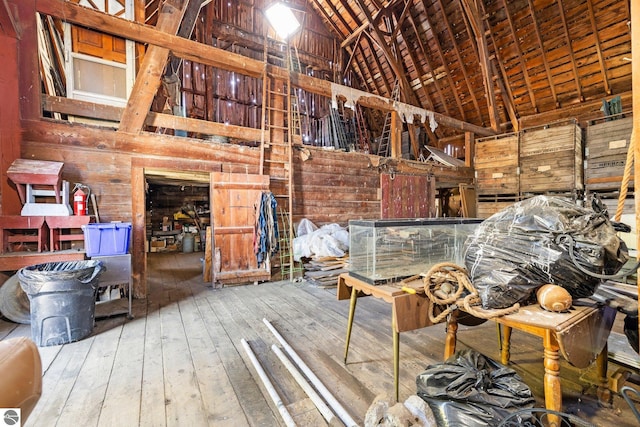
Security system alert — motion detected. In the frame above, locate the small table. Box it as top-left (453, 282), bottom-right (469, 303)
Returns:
top-left (337, 272), bottom-right (616, 412)
top-left (338, 273), bottom-right (434, 401)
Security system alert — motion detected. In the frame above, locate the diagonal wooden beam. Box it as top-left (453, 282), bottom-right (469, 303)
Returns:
top-left (406, 7), bottom-right (450, 118)
top-left (420, 0), bottom-right (466, 120)
top-left (477, 0), bottom-right (518, 130)
top-left (500, 0), bottom-right (538, 112)
top-left (459, 0), bottom-right (499, 131)
top-left (585, 0), bottom-right (611, 95)
top-left (557, 0), bottom-right (583, 101)
top-left (353, 0), bottom-right (414, 103)
top-left (166, 0), bottom-right (205, 77)
top-left (118, 0), bottom-right (190, 133)
top-left (526, 0), bottom-right (558, 106)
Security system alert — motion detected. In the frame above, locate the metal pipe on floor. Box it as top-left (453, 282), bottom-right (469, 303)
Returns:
top-left (263, 318), bottom-right (359, 427)
top-left (271, 344), bottom-right (338, 425)
top-left (240, 338), bottom-right (297, 427)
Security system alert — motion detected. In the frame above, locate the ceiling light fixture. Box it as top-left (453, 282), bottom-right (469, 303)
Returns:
top-left (265, 3), bottom-right (300, 40)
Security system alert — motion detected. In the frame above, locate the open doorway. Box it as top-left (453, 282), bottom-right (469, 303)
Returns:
top-left (144, 168), bottom-right (210, 264)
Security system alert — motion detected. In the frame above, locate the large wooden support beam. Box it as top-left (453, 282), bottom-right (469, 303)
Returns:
top-left (119, 0), bottom-right (189, 133)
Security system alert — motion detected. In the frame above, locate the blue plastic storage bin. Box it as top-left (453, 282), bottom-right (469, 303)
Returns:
top-left (82, 222), bottom-right (131, 256)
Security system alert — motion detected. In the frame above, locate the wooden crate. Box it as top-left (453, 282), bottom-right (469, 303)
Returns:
top-left (585, 116), bottom-right (633, 192)
top-left (475, 132), bottom-right (519, 195)
top-left (476, 194), bottom-right (520, 219)
top-left (519, 121), bottom-right (583, 193)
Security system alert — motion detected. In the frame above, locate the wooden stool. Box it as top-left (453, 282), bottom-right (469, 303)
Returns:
top-left (7, 159), bottom-right (63, 205)
top-left (46, 216), bottom-right (91, 251)
top-left (0, 216), bottom-right (48, 253)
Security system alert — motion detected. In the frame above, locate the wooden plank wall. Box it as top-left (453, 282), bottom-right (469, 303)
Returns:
top-left (380, 173), bottom-right (436, 219)
top-left (293, 147), bottom-right (381, 225)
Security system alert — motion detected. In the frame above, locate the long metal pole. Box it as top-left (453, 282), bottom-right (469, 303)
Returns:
top-left (271, 344), bottom-right (338, 425)
top-left (240, 339), bottom-right (297, 427)
top-left (263, 318), bottom-right (359, 427)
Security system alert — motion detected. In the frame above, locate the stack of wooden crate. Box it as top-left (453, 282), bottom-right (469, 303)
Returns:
top-left (519, 120), bottom-right (583, 196)
top-left (474, 119), bottom-right (584, 218)
top-left (474, 132), bottom-right (520, 218)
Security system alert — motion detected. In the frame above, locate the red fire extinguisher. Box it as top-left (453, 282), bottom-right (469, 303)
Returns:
top-left (73, 184), bottom-right (90, 216)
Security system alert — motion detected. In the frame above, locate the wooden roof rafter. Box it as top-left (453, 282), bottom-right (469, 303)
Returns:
top-left (556, 0), bottom-right (584, 102)
top-left (309, 0), bottom-right (344, 36)
top-left (406, 6), bottom-right (451, 118)
top-left (395, 16), bottom-right (436, 112)
top-left (459, 0), bottom-right (499, 131)
top-left (477, 0), bottom-right (518, 130)
top-left (585, 0), bottom-right (611, 95)
top-left (525, 0), bottom-right (559, 107)
top-left (354, 0), bottom-right (418, 106)
top-left (362, 32), bottom-right (393, 96)
top-left (499, 0), bottom-right (538, 113)
top-left (420, 0), bottom-right (466, 120)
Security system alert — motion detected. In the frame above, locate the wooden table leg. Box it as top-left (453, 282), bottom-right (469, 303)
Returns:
top-left (444, 310), bottom-right (458, 359)
top-left (344, 286), bottom-right (358, 364)
top-left (596, 342), bottom-right (612, 406)
top-left (543, 330), bottom-right (562, 422)
top-left (392, 315), bottom-right (399, 402)
top-left (501, 325), bottom-right (512, 365)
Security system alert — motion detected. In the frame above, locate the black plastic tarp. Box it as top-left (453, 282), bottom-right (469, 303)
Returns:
top-left (464, 196), bottom-right (628, 309)
top-left (417, 350), bottom-right (535, 426)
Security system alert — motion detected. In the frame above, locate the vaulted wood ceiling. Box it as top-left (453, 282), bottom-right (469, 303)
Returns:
top-left (306, 0), bottom-right (631, 133)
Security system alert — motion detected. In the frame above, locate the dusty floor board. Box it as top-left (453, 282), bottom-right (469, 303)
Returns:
top-left (0, 252), bottom-right (633, 426)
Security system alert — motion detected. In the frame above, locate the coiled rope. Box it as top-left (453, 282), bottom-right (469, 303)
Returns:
top-left (422, 262), bottom-right (520, 324)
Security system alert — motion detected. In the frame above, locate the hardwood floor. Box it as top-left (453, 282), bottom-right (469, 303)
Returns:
top-left (0, 252), bottom-right (638, 426)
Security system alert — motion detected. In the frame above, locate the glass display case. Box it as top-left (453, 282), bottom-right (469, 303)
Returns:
top-left (349, 218), bottom-right (483, 284)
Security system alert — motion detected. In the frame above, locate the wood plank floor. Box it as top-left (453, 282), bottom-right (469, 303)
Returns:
top-left (0, 252), bottom-right (638, 426)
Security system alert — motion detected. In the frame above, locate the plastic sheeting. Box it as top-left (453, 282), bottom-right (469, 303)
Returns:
top-left (464, 196), bottom-right (628, 309)
top-left (416, 350), bottom-right (535, 426)
top-left (293, 220), bottom-right (349, 261)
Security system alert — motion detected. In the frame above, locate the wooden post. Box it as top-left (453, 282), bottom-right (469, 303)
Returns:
top-left (465, 131), bottom-right (475, 168)
top-left (390, 111), bottom-right (401, 158)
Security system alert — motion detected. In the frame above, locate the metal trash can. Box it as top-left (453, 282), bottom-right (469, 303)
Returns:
top-left (18, 260), bottom-right (104, 347)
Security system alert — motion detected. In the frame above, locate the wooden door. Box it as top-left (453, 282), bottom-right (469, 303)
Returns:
top-left (211, 172), bottom-right (270, 284)
top-left (380, 173), bottom-right (436, 219)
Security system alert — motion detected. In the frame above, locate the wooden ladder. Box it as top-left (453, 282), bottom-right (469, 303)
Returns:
top-left (376, 81), bottom-right (400, 157)
top-left (355, 104), bottom-right (371, 153)
top-left (260, 37), bottom-right (295, 278)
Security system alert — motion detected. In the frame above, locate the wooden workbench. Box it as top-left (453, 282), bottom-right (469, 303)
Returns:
top-left (337, 272), bottom-right (616, 412)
